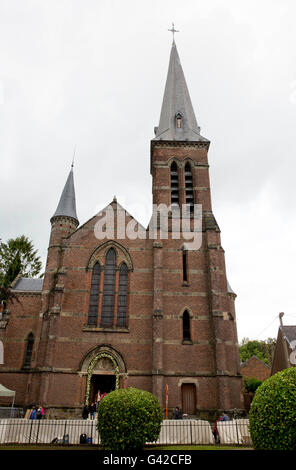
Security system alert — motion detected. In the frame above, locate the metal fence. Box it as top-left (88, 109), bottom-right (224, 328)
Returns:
top-left (0, 418), bottom-right (252, 446)
top-left (0, 407), bottom-right (24, 419)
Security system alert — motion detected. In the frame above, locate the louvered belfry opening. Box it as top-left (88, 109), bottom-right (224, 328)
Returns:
top-left (101, 248), bottom-right (116, 327)
top-left (170, 162), bottom-right (179, 207)
top-left (88, 262), bottom-right (101, 325)
top-left (185, 162), bottom-right (194, 213)
top-left (117, 263), bottom-right (128, 327)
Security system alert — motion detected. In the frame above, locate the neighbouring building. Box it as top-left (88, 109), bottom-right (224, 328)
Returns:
top-left (0, 39), bottom-right (243, 419)
top-left (240, 355), bottom-right (271, 382)
top-left (271, 320), bottom-right (296, 375)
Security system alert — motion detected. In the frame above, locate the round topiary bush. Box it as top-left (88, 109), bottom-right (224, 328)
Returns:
top-left (97, 387), bottom-right (163, 451)
top-left (249, 367), bottom-right (296, 450)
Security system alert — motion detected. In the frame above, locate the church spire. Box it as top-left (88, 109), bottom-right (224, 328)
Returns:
top-left (153, 40), bottom-right (208, 142)
top-left (51, 165), bottom-right (79, 225)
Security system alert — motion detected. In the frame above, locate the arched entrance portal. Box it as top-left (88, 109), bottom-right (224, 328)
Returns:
top-left (81, 346), bottom-right (126, 405)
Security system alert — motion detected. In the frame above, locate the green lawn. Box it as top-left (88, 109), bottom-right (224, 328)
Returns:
top-left (0, 444), bottom-right (252, 451)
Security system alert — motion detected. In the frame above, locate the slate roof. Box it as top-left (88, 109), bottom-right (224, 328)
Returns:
top-left (153, 41), bottom-right (208, 143)
top-left (282, 325), bottom-right (296, 346)
top-left (51, 166), bottom-right (79, 223)
top-left (12, 277), bottom-right (44, 292)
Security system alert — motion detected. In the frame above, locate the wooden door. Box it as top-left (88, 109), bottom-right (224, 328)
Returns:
top-left (181, 383), bottom-right (196, 415)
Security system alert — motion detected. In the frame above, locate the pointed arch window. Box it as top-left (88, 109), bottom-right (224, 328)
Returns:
top-left (185, 162), bottom-right (194, 213)
top-left (170, 162), bottom-right (179, 207)
top-left (117, 263), bottom-right (128, 327)
top-left (182, 310), bottom-right (191, 342)
top-left (23, 333), bottom-right (34, 368)
top-left (101, 248), bottom-right (116, 327)
top-left (88, 262), bottom-right (101, 325)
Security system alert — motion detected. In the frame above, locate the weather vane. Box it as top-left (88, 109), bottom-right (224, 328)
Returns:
top-left (168, 22), bottom-right (179, 43)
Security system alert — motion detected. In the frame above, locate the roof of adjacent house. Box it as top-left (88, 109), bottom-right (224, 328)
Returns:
top-left (282, 325), bottom-right (296, 346)
top-left (12, 277), bottom-right (44, 292)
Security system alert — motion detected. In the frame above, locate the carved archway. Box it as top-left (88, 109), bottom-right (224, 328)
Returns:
top-left (80, 345), bottom-right (127, 404)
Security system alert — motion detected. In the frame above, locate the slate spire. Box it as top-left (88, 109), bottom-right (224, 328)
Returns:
top-left (51, 165), bottom-right (79, 224)
top-left (153, 41), bottom-right (208, 142)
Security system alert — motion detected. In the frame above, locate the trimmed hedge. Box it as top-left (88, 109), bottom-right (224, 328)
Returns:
top-left (97, 387), bottom-right (163, 451)
top-left (249, 367), bottom-right (296, 450)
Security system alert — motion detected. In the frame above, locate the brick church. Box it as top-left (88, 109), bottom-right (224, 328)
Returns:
top-left (0, 39), bottom-right (243, 418)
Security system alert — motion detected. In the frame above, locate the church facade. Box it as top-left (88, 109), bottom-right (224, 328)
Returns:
top-left (0, 41), bottom-right (243, 419)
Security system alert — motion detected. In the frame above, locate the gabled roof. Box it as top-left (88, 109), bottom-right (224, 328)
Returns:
top-left (51, 166), bottom-right (79, 223)
top-left (153, 41), bottom-right (208, 143)
top-left (12, 277), bottom-right (44, 292)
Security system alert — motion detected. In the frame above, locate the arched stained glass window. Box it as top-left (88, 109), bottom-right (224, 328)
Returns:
top-left (117, 263), bottom-right (128, 327)
top-left (88, 262), bottom-right (101, 325)
top-left (101, 248), bottom-right (116, 327)
top-left (23, 333), bottom-right (34, 368)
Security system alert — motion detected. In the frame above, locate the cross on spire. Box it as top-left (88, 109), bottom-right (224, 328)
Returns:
top-left (168, 22), bottom-right (179, 44)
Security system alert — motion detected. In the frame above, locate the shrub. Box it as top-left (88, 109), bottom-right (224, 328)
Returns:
top-left (97, 387), bottom-right (163, 451)
top-left (244, 377), bottom-right (262, 394)
top-left (249, 367), bottom-right (296, 450)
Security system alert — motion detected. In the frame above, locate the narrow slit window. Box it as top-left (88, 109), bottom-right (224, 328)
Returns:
top-left (185, 162), bottom-right (194, 213)
top-left (101, 248), bottom-right (116, 327)
top-left (182, 311), bottom-right (191, 341)
top-left (182, 249), bottom-right (188, 283)
top-left (170, 162), bottom-right (179, 207)
top-left (23, 333), bottom-right (34, 368)
top-left (0, 340), bottom-right (3, 364)
top-left (117, 263), bottom-right (128, 327)
top-left (88, 262), bottom-right (101, 325)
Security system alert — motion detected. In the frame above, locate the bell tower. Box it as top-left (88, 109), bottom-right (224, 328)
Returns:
top-left (150, 38), bottom-right (243, 415)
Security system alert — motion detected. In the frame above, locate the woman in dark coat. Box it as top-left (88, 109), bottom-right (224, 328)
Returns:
top-left (82, 404), bottom-right (89, 420)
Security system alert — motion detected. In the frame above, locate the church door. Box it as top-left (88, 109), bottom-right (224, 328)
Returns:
top-left (181, 383), bottom-right (196, 415)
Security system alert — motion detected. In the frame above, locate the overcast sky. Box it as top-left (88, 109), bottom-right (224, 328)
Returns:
top-left (1, 0), bottom-right (296, 342)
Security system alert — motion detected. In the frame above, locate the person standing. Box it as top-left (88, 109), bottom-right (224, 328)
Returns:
top-left (29, 407), bottom-right (37, 420)
top-left (89, 402), bottom-right (97, 420)
top-left (82, 404), bottom-right (89, 420)
top-left (36, 405), bottom-right (44, 419)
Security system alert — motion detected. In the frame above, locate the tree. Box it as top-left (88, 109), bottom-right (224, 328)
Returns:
top-left (97, 387), bottom-right (163, 451)
top-left (239, 337), bottom-right (276, 366)
top-left (0, 235), bottom-right (42, 302)
top-left (249, 368), bottom-right (296, 450)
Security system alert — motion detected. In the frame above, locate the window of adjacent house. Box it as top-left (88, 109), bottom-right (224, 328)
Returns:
top-left (88, 262), bottom-right (101, 325)
top-left (117, 263), bottom-right (128, 327)
top-left (101, 248), bottom-right (116, 327)
top-left (182, 310), bottom-right (191, 341)
top-left (171, 162), bottom-right (179, 207)
top-left (23, 333), bottom-right (34, 368)
top-left (185, 162), bottom-right (194, 213)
